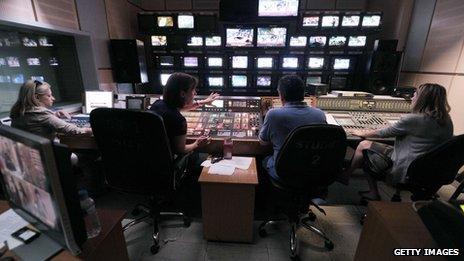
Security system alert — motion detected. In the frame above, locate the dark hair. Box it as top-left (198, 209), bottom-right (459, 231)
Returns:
top-left (163, 72), bottom-right (198, 108)
top-left (412, 83), bottom-right (450, 125)
top-left (277, 75), bottom-right (305, 102)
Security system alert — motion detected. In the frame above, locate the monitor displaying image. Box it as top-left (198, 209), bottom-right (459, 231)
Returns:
top-left (27, 58), bottom-right (41, 66)
top-left (187, 36), bottom-right (203, 47)
top-left (308, 57), bottom-right (324, 69)
top-left (159, 56), bottom-right (174, 67)
top-left (208, 77), bottom-right (224, 87)
top-left (309, 36), bottom-right (326, 48)
top-left (183, 57), bottom-right (198, 67)
top-left (231, 75), bottom-right (248, 87)
top-left (362, 15), bottom-right (381, 27)
top-left (232, 56), bottom-right (248, 69)
top-left (257, 57), bottom-right (274, 69)
top-left (38, 36), bottom-right (53, 46)
top-left (328, 36), bottom-right (347, 47)
top-left (258, 0), bottom-right (299, 17)
top-left (205, 36), bottom-right (221, 46)
top-left (30, 76), bottom-right (44, 82)
top-left (7, 57), bottom-right (20, 67)
top-left (0, 75), bottom-right (11, 83)
top-left (282, 57), bottom-right (298, 69)
top-left (160, 73), bottom-right (172, 86)
top-left (157, 16), bottom-right (174, 27)
top-left (348, 36), bottom-right (367, 47)
top-left (321, 16), bottom-right (339, 27)
top-left (178, 15), bottom-right (194, 29)
top-left (256, 76), bottom-right (272, 87)
top-left (207, 57), bottom-right (223, 67)
top-left (333, 58), bottom-right (350, 70)
top-left (0, 58), bottom-right (5, 66)
top-left (12, 74), bottom-right (24, 84)
top-left (49, 57), bottom-right (59, 66)
top-left (22, 37), bottom-right (37, 47)
top-left (151, 35), bottom-right (167, 46)
top-left (289, 36), bottom-right (307, 47)
top-left (342, 16), bottom-right (360, 27)
top-left (306, 76), bottom-right (321, 84)
top-left (226, 28), bottom-right (254, 47)
top-left (257, 27), bottom-right (287, 47)
top-left (302, 16), bottom-right (319, 27)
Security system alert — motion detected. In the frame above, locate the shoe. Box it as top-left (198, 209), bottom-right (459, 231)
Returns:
top-left (360, 195), bottom-right (381, 206)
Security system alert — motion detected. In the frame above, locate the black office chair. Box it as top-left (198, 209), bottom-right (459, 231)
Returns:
top-left (259, 124), bottom-right (347, 259)
top-left (90, 108), bottom-right (190, 254)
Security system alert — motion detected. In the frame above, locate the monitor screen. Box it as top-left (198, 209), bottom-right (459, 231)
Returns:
top-left (342, 16), bottom-right (360, 27)
top-left (257, 27), bottom-right (287, 47)
top-left (0, 75), bottom-right (11, 83)
top-left (302, 16), bottom-right (319, 27)
top-left (178, 15), bottom-right (194, 29)
top-left (207, 57), bottom-right (223, 67)
top-left (256, 76), bottom-right (272, 87)
top-left (348, 36), bottom-right (367, 47)
top-left (38, 36), bottom-right (53, 47)
top-left (159, 56), bottom-right (174, 67)
top-left (306, 76), bottom-right (321, 84)
top-left (151, 35), bottom-right (167, 46)
top-left (30, 76), bottom-right (45, 82)
top-left (308, 57), bottom-right (324, 69)
top-left (257, 57), bottom-right (274, 69)
top-left (157, 16), bottom-right (174, 27)
top-left (0, 58), bottom-right (5, 66)
top-left (205, 36), bottom-right (221, 46)
top-left (289, 36), bottom-right (307, 47)
top-left (309, 36), bottom-right (326, 48)
top-left (362, 15), bottom-right (381, 27)
top-left (160, 73), bottom-right (171, 86)
top-left (231, 75), bottom-right (248, 87)
top-left (258, 0), bottom-right (299, 17)
top-left (187, 36), bottom-right (203, 47)
top-left (84, 91), bottom-right (113, 114)
top-left (282, 57), bottom-right (298, 69)
top-left (333, 58), bottom-right (350, 70)
top-left (7, 57), bottom-right (20, 67)
top-left (208, 77), bottom-right (224, 87)
top-left (12, 74), bottom-right (24, 84)
top-left (22, 37), bottom-right (37, 47)
top-left (27, 58), bottom-right (41, 66)
top-left (232, 56), bottom-right (248, 69)
top-left (329, 36), bottom-right (347, 47)
top-left (183, 57), bottom-right (198, 67)
top-left (49, 57), bottom-right (59, 66)
top-left (226, 28), bottom-right (254, 47)
top-left (321, 16), bottom-right (339, 27)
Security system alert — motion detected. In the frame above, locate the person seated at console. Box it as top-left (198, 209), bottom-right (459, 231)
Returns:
top-left (341, 83), bottom-right (453, 201)
top-left (149, 72), bottom-right (219, 154)
top-left (10, 80), bottom-right (92, 140)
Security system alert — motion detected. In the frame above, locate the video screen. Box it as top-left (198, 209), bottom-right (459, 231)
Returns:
top-left (7, 57), bottom-right (20, 67)
top-left (348, 36), bottom-right (367, 47)
top-left (329, 36), bottom-right (347, 47)
top-left (257, 57), bottom-right (274, 69)
top-left (207, 57), bottom-right (223, 67)
top-left (309, 36), bottom-right (326, 48)
top-left (205, 36), bottom-right (221, 46)
top-left (342, 16), bottom-right (360, 27)
top-left (0, 58), bottom-right (5, 66)
top-left (333, 58), bottom-right (350, 70)
top-left (38, 36), bottom-right (53, 46)
top-left (321, 16), bottom-right (339, 27)
top-left (160, 73), bottom-right (172, 86)
top-left (208, 77), bottom-right (224, 87)
top-left (27, 58), bottom-right (41, 66)
top-left (308, 57), bottom-right (324, 69)
top-left (226, 28), bottom-right (254, 47)
top-left (282, 57), bottom-right (298, 69)
top-left (257, 76), bottom-right (272, 87)
top-left (157, 16), bottom-right (174, 27)
top-left (151, 35), bottom-right (167, 46)
top-left (183, 57), bottom-right (198, 67)
top-left (22, 37), bottom-right (37, 47)
top-left (12, 74), bottom-right (24, 84)
top-left (232, 56), bottom-right (248, 69)
top-left (258, 0), bottom-right (299, 17)
top-left (289, 36), bottom-right (307, 47)
top-left (306, 76), bottom-right (321, 84)
top-left (178, 15), bottom-right (194, 29)
top-left (257, 27), bottom-right (287, 47)
top-left (0, 75), bottom-right (10, 83)
top-left (30, 76), bottom-right (45, 82)
top-left (187, 36), bottom-right (203, 47)
top-left (362, 15), bottom-right (381, 27)
top-left (49, 57), bottom-right (59, 66)
top-left (159, 56), bottom-right (174, 67)
top-left (302, 16), bottom-right (319, 27)
top-left (231, 75), bottom-right (248, 87)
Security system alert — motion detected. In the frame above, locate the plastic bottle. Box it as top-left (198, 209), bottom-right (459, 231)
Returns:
top-left (78, 189), bottom-right (101, 238)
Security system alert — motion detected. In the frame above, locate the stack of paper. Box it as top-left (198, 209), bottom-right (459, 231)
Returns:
top-left (201, 156), bottom-right (253, 176)
top-left (0, 209), bottom-right (29, 249)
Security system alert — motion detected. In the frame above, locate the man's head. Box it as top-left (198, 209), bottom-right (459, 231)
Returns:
top-left (277, 75), bottom-right (305, 103)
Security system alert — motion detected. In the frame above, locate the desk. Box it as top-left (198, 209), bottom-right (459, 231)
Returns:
top-left (0, 201), bottom-right (129, 261)
top-left (199, 158), bottom-right (258, 243)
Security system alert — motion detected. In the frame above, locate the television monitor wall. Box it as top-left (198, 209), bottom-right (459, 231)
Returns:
top-left (151, 35), bottom-right (167, 46)
top-left (348, 36), bottom-right (367, 47)
top-left (178, 15), bottom-right (194, 29)
top-left (231, 75), bottom-right (248, 87)
top-left (205, 36), bottom-right (221, 46)
top-left (342, 16), bottom-right (360, 27)
top-left (302, 16), bottom-right (319, 27)
top-left (321, 16), bottom-right (339, 27)
top-left (232, 56), bottom-right (248, 69)
top-left (362, 15), bottom-right (381, 27)
top-left (27, 58), bottom-right (41, 66)
top-left (160, 73), bottom-right (172, 86)
top-left (226, 28), bottom-right (254, 47)
top-left (258, 0), bottom-right (299, 17)
top-left (282, 57), bottom-right (298, 69)
top-left (289, 36), bottom-right (307, 47)
top-left (309, 36), bottom-right (326, 48)
top-left (157, 16), bottom-right (174, 27)
top-left (257, 57), bottom-right (273, 69)
top-left (308, 57), bottom-right (324, 69)
top-left (256, 76), bottom-right (272, 87)
top-left (207, 57), bottom-right (223, 67)
top-left (208, 77), bottom-right (224, 87)
top-left (187, 36), bottom-right (203, 46)
top-left (183, 57), bottom-right (198, 67)
top-left (333, 58), bottom-right (350, 70)
top-left (159, 56), bottom-right (174, 67)
top-left (329, 36), bottom-right (346, 47)
top-left (257, 27), bottom-right (287, 47)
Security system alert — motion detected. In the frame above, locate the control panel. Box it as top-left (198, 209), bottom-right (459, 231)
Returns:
top-left (317, 96), bottom-right (411, 113)
top-left (328, 111), bottom-right (405, 133)
top-left (194, 96), bottom-right (261, 112)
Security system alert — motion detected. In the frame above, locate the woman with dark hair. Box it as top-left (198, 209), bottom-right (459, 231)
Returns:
top-left (150, 72), bottom-right (219, 154)
top-left (340, 83), bottom-right (454, 201)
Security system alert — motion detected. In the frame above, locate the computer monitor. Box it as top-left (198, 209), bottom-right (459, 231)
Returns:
top-left (0, 125), bottom-right (86, 255)
top-left (22, 37), bottom-right (37, 47)
top-left (159, 56), bottom-right (174, 67)
top-left (157, 16), bottom-right (174, 27)
top-left (256, 76), bottom-right (272, 87)
top-left (207, 76), bottom-right (224, 87)
top-left (362, 15), bottom-right (381, 27)
top-left (38, 36), bottom-right (53, 47)
top-left (256, 57), bottom-right (274, 69)
top-left (307, 57), bottom-right (325, 69)
top-left (333, 58), bottom-right (351, 70)
top-left (207, 57), bottom-right (223, 68)
top-left (328, 36), bottom-right (347, 47)
top-left (289, 36), bottom-right (307, 47)
top-left (30, 76), bottom-right (45, 82)
top-left (257, 27), bottom-right (287, 47)
top-left (178, 14), bottom-right (194, 29)
top-left (302, 16), bottom-right (319, 27)
top-left (231, 75), bottom-right (248, 87)
top-left (151, 35), bottom-right (167, 46)
top-left (342, 15), bottom-right (360, 27)
top-left (321, 16), bottom-right (339, 27)
top-left (348, 36), bottom-right (367, 47)
top-left (84, 91), bottom-right (114, 114)
top-left (187, 36), bottom-right (203, 47)
top-left (226, 28), bottom-right (254, 47)
top-left (12, 74), bottom-right (24, 84)
top-left (160, 73), bottom-right (172, 86)
top-left (306, 76), bottom-right (322, 85)
top-left (232, 56), bottom-right (248, 69)
top-left (308, 36), bottom-right (326, 48)
top-left (281, 57), bottom-right (299, 69)
top-left (183, 56), bottom-right (199, 67)
top-left (205, 36), bottom-right (221, 47)
top-left (7, 57), bottom-right (20, 67)
top-left (258, 0), bottom-right (299, 17)
top-left (27, 58), bottom-right (41, 66)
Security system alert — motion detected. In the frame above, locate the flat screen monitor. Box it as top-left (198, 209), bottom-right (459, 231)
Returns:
top-left (151, 35), bottom-right (167, 46)
top-left (0, 75), bottom-right (11, 83)
top-left (207, 57), bottom-right (223, 67)
top-left (333, 58), bottom-right (350, 70)
top-left (362, 15), bottom-right (381, 27)
top-left (178, 15), bottom-right (194, 29)
top-left (258, 0), bottom-right (299, 17)
top-left (282, 57), bottom-right (298, 69)
top-left (183, 57), bottom-right (198, 67)
top-left (187, 36), bottom-right (203, 47)
top-left (348, 36), bottom-right (367, 47)
top-left (289, 36), bottom-right (307, 47)
top-left (321, 16), bottom-right (339, 27)
top-left (159, 56), bottom-right (174, 67)
top-left (256, 76), bottom-right (272, 87)
top-left (84, 91), bottom-right (114, 114)
top-left (22, 37), bottom-right (37, 47)
top-left (12, 74), bottom-right (24, 84)
top-left (157, 16), bottom-right (174, 27)
top-left (160, 73), bottom-right (171, 86)
top-left (328, 36), bottom-right (346, 47)
top-left (7, 57), bottom-right (20, 67)
top-left (31, 76), bottom-right (45, 82)
top-left (257, 57), bottom-right (274, 69)
top-left (257, 27), bottom-right (287, 47)
top-left (205, 36), bottom-right (221, 46)
top-left (306, 76), bottom-right (321, 84)
top-left (38, 36), bottom-right (53, 47)
top-left (308, 57), bottom-right (324, 69)
top-left (208, 77), bottom-right (224, 87)
top-left (231, 75), bottom-right (248, 87)
top-left (342, 15), bottom-right (360, 27)
top-left (226, 28), bottom-right (254, 47)
top-left (309, 36), bottom-right (326, 48)
top-left (302, 16), bottom-right (319, 27)
top-left (232, 56), bottom-right (248, 69)
top-left (27, 58), bottom-right (41, 66)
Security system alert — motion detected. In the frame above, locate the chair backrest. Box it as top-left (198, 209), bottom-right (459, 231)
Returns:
top-left (275, 124), bottom-right (347, 190)
top-left (90, 108), bottom-right (174, 194)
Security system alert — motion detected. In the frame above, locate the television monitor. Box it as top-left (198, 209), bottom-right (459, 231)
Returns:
top-left (282, 57), bottom-right (299, 69)
top-left (30, 76), bottom-right (45, 82)
top-left (331, 76), bottom-right (347, 89)
top-left (231, 75), bottom-right (248, 87)
top-left (321, 16), bottom-right (339, 27)
top-left (49, 57), bottom-right (59, 66)
top-left (0, 125), bottom-right (87, 256)
top-left (38, 37), bottom-right (53, 47)
top-left (207, 76), bottom-right (224, 87)
top-left (232, 56), bottom-right (248, 69)
top-left (178, 15), bottom-right (194, 29)
top-left (84, 91), bottom-right (114, 114)
top-left (362, 15), bottom-right (381, 27)
top-left (226, 28), bottom-right (254, 47)
top-left (207, 57), bottom-right (223, 67)
top-left (333, 58), bottom-right (350, 70)
top-left (306, 76), bottom-right (321, 84)
top-left (0, 75), bottom-right (11, 83)
top-left (12, 74), bottom-right (24, 84)
top-left (257, 27), bottom-right (287, 47)
top-left (0, 58), bottom-right (5, 66)
top-left (289, 36), bottom-right (307, 47)
top-left (256, 76), bottom-right (272, 87)
top-left (308, 57), bottom-right (324, 69)
top-left (22, 37), bottom-right (37, 47)
top-left (27, 58), bottom-right (41, 66)
top-left (342, 16), bottom-right (360, 27)
top-left (7, 57), bottom-right (20, 67)
top-left (183, 56), bottom-right (198, 67)
top-left (309, 36), bottom-right (326, 48)
top-left (205, 36), bottom-right (221, 47)
top-left (328, 36), bottom-right (347, 47)
top-left (258, 0), bottom-right (299, 17)
top-left (348, 36), bottom-right (367, 47)
top-left (256, 57), bottom-right (274, 69)
top-left (159, 56), bottom-right (174, 67)
top-left (302, 16), bottom-right (319, 27)
top-left (157, 16), bottom-right (174, 27)
top-left (187, 36), bottom-right (203, 47)
top-left (160, 73), bottom-right (171, 86)
top-left (151, 35), bottom-right (167, 46)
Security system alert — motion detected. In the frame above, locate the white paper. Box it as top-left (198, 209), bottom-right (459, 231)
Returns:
top-left (325, 113), bottom-right (339, 126)
top-left (0, 209), bottom-right (29, 249)
top-left (201, 156), bottom-right (253, 170)
top-left (208, 164), bottom-right (235, 175)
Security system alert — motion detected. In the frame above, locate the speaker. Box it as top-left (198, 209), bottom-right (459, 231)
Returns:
top-left (110, 39), bottom-right (147, 83)
top-left (365, 50), bottom-right (402, 95)
top-left (219, 0), bottom-right (257, 22)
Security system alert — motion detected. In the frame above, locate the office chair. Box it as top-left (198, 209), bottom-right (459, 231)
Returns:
top-left (259, 124), bottom-right (347, 259)
top-left (90, 108), bottom-right (190, 254)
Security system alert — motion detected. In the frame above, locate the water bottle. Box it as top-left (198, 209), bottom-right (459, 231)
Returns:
top-left (78, 189), bottom-right (101, 238)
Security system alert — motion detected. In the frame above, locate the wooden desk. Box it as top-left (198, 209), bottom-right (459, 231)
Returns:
top-left (199, 158), bottom-right (259, 243)
top-left (355, 202), bottom-right (444, 261)
top-left (0, 201), bottom-right (129, 261)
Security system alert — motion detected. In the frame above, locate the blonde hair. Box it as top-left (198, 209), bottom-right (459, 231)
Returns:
top-left (10, 80), bottom-right (51, 119)
top-left (412, 83), bottom-right (451, 125)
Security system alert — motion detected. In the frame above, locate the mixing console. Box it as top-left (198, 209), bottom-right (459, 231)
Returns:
top-left (328, 111), bottom-right (404, 132)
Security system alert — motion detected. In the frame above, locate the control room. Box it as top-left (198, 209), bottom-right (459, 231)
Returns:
top-left (0, 0), bottom-right (463, 260)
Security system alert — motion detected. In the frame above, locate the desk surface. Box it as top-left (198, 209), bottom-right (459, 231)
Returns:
top-left (198, 158), bottom-right (258, 185)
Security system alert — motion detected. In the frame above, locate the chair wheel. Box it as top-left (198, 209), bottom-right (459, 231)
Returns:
top-left (324, 240), bottom-right (334, 250)
top-left (259, 228), bottom-right (268, 237)
top-left (131, 208), bottom-right (141, 216)
top-left (150, 244), bottom-right (159, 254)
top-left (183, 217), bottom-right (191, 227)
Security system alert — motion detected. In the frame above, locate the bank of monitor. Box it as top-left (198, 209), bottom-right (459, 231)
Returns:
top-left (27, 58), bottom-right (41, 66)
top-left (178, 14), bottom-right (194, 29)
top-left (328, 36), bottom-right (346, 47)
top-left (84, 91), bottom-right (114, 114)
top-left (160, 73), bottom-right (172, 86)
top-left (257, 27), bottom-right (287, 47)
top-left (321, 15), bottom-right (339, 27)
top-left (256, 57), bottom-right (274, 69)
top-left (226, 28), bottom-right (254, 47)
top-left (159, 56), bottom-right (174, 67)
top-left (258, 0), bottom-right (299, 17)
top-left (231, 75), bottom-right (248, 87)
top-left (330, 76), bottom-right (348, 89)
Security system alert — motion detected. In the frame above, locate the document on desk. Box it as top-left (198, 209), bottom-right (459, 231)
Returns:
top-left (202, 156), bottom-right (253, 175)
top-left (0, 209), bottom-right (28, 249)
top-left (208, 164), bottom-right (235, 175)
top-left (325, 113), bottom-right (339, 126)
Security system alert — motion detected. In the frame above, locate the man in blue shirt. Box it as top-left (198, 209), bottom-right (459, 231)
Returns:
top-left (259, 75), bottom-right (327, 182)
